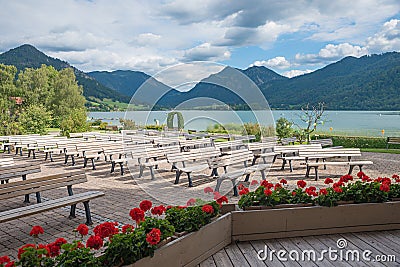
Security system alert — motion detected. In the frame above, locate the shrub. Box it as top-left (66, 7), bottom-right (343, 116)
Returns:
top-left (315, 134), bottom-right (387, 148)
top-left (119, 118), bottom-right (136, 130)
top-left (275, 117), bottom-right (293, 140)
top-left (60, 108), bottom-right (89, 137)
top-left (18, 105), bottom-right (52, 135)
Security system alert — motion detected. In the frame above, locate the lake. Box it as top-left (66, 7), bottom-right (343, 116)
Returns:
top-left (89, 110), bottom-right (400, 137)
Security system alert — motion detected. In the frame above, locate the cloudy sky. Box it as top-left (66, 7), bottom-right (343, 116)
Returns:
top-left (1, 0), bottom-right (399, 78)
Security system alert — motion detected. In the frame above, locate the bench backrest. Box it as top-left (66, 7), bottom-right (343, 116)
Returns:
top-left (0, 170), bottom-right (87, 201)
top-left (387, 137), bottom-right (400, 144)
top-left (281, 137), bottom-right (298, 145)
top-left (214, 140), bottom-right (246, 151)
top-left (247, 141), bottom-right (277, 152)
top-left (299, 148), bottom-right (361, 158)
top-left (274, 144), bottom-right (322, 153)
top-left (179, 138), bottom-right (213, 149)
top-left (209, 149), bottom-right (253, 168)
top-left (0, 163), bottom-right (41, 180)
top-left (167, 147), bottom-right (220, 163)
top-left (0, 158), bottom-right (14, 167)
top-left (310, 138), bottom-right (333, 147)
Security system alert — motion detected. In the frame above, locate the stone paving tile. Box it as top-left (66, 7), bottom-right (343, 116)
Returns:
top-left (0, 150), bottom-right (399, 259)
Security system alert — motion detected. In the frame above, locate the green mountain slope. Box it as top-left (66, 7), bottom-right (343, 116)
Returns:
top-left (0, 44), bottom-right (130, 103)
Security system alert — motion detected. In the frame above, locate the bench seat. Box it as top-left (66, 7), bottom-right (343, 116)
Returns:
top-left (306, 160), bottom-right (373, 180)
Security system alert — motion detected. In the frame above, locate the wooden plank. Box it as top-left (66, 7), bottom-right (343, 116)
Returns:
top-left (263, 239), bottom-right (301, 267)
top-left (236, 241), bottom-right (267, 267)
top-left (198, 256), bottom-right (217, 267)
top-left (355, 232), bottom-right (400, 264)
top-left (224, 242), bottom-right (251, 267)
top-left (276, 238), bottom-right (319, 267)
top-left (211, 249), bottom-right (234, 267)
top-left (288, 236), bottom-right (335, 267)
top-left (365, 232), bottom-right (400, 253)
top-left (249, 240), bottom-right (285, 267)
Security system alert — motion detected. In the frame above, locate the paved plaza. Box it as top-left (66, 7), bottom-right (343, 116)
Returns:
top-left (1, 150), bottom-right (399, 259)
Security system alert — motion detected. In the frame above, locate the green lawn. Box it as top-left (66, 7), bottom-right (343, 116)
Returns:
top-left (361, 148), bottom-right (400, 154)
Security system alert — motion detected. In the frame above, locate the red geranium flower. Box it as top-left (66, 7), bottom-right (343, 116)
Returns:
top-left (382, 178), bottom-right (391, 185)
top-left (260, 180), bottom-right (269, 187)
top-left (93, 222), bottom-right (119, 239)
top-left (324, 178), bottom-right (333, 184)
top-left (47, 243), bottom-right (61, 257)
top-left (216, 195), bottom-right (228, 205)
top-left (251, 180), bottom-right (259, 186)
top-left (0, 256), bottom-right (11, 264)
top-left (76, 224), bottom-right (89, 236)
top-left (237, 184), bottom-right (245, 190)
top-left (29, 225), bottom-right (44, 237)
top-left (204, 187), bottom-right (214, 193)
top-left (202, 204), bottom-right (214, 214)
top-left (17, 244), bottom-right (35, 259)
top-left (37, 244), bottom-right (50, 258)
top-left (130, 208), bottom-right (145, 224)
top-left (357, 171), bottom-right (365, 178)
top-left (86, 235), bottom-right (103, 250)
top-left (362, 175), bottom-right (372, 182)
top-left (186, 198), bottom-right (196, 206)
top-left (54, 238), bottom-right (67, 247)
top-left (297, 180), bottom-right (306, 188)
top-left (177, 205), bottom-right (187, 209)
top-left (151, 205), bottom-right (167, 216)
top-left (319, 188), bottom-right (328, 195)
top-left (333, 187), bottom-right (343, 193)
top-left (380, 183), bottom-right (390, 192)
top-left (5, 262), bottom-right (15, 267)
top-left (139, 200), bottom-right (152, 212)
top-left (392, 174), bottom-right (399, 179)
top-left (213, 191), bottom-right (222, 199)
top-left (274, 183), bottom-right (282, 190)
top-left (292, 191), bottom-right (297, 196)
top-left (146, 228), bottom-right (161, 246)
top-left (264, 189), bottom-right (272, 196)
top-left (122, 224), bottom-right (135, 233)
top-left (280, 179), bottom-right (287, 184)
top-left (239, 187), bottom-right (249, 195)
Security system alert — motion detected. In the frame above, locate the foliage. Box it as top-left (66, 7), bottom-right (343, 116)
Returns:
top-left (98, 122), bottom-right (108, 131)
top-left (56, 242), bottom-right (100, 267)
top-left (275, 117), bottom-right (293, 140)
top-left (60, 108), bottom-right (89, 137)
top-left (18, 105), bottom-right (52, 134)
top-left (207, 123), bottom-right (275, 141)
top-left (144, 124), bottom-right (164, 131)
top-left (315, 134), bottom-right (387, 149)
top-left (166, 111), bottom-right (184, 130)
top-left (119, 118), bottom-right (137, 130)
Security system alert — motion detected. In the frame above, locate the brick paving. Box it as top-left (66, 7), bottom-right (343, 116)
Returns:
top-left (0, 150), bottom-right (399, 259)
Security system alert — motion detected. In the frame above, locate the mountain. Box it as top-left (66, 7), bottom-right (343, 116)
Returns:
top-left (260, 52), bottom-right (400, 110)
top-left (0, 44), bottom-right (130, 103)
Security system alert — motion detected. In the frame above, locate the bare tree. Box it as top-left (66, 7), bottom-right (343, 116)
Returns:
top-left (293, 102), bottom-right (326, 143)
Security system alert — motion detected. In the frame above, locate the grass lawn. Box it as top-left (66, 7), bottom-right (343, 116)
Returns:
top-left (361, 148), bottom-right (400, 154)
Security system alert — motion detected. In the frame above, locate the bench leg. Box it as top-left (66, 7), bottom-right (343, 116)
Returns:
top-left (45, 152), bottom-right (48, 161)
top-left (348, 165), bottom-right (355, 175)
top-left (272, 154), bottom-right (277, 163)
top-left (232, 179), bottom-right (238, 196)
top-left (281, 159), bottom-right (286, 170)
top-left (175, 170), bottom-right (183, 184)
top-left (138, 165), bottom-right (144, 177)
top-left (91, 159), bottom-right (96, 170)
top-left (22, 174), bottom-right (30, 203)
top-left (83, 158), bottom-right (88, 168)
top-left (305, 166), bottom-right (310, 178)
top-left (314, 166), bottom-right (319, 181)
top-left (260, 170), bottom-right (266, 180)
top-left (358, 165), bottom-right (363, 172)
top-left (149, 166), bottom-right (155, 180)
top-left (50, 152), bottom-right (53, 162)
top-left (32, 150), bottom-right (36, 159)
top-left (110, 162), bottom-right (116, 173)
top-left (69, 204), bottom-right (77, 219)
top-left (289, 160), bottom-right (293, 172)
top-left (65, 154), bottom-right (69, 164)
top-left (187, 173), bottom-right (193, 187)
top-left (28, 149), bottom-right (31, 158)
top-left (215, 179), bottom-right (223, 192)
top-left (83, 201), bottom-right (93, 225)
top-left (71, 155), bottom-right (75, 166)
top-left (20, 148), bottom-right (22, 156)
top-left (119, 162), bottom-right (124, 175)
top-left (35, 192), bottom-right (42, 203)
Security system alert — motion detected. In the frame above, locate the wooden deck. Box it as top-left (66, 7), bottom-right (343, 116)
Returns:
top-left (199, 230), bottom-right (400, 267)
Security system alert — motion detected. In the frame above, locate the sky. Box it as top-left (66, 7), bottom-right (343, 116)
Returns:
top-left (0, 0), bottom-right (400, 78)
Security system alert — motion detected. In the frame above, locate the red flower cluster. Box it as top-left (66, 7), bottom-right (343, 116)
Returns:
top-left (17, 244), bottom-right (35, 259)
top-left (362, 175), bottom-right (372, 182)
top-left (280, 179), bottom-right (287, 185)
top-left (139, 200), bottom-right (153, 212)
top-left (380, 183), bottom-right (390, 192)
top-left (264, 189), bottom-right (272, 196)
top-left (305, 186), bottom-right (318, 197)
top-left (93, 222), bottom-right (119, 239)
top-left (130, 208), bottom-right (145, 224)
top-left (122, 224), bottom-right (135, 233)
top-left (237, 184), bottom-right (245, 190)
top-left (357, 171), bottom-right (365, 178)
top-left (340, 174), bottom-right (353, 183)
top-left (324, 178), bottom-right (333, 184)
top-left (47, 238), bottom-right (67, 257)
top-left (186, 198), bottom-right (196, 206)
top-left (251, 180), bottom-right (259, 186)
top-left (213, 191), bottom-right (222, 199)
top-left (333, 186), bottom-right (343, 193)
top-left (319, 188), bottom-right (328, 195)
top-left (261, 180), bottom-right (273, 189)
top-left (239, 187), bottom-right (249, 195)
top-left (76, 224), bottom-right (89, 236)
top-left (297, 180), bottom-right (306, 188)
top-left (216, 195), bottom-right (228, 205)
top-left (204, 187), bottom-right (214, 193)
top-left (0, 256), bottom-right (14, 267)
top-left (151, 205), bottom-right (166, 216)
top-left (202, 204), bottom-right (214, 214)
top-left (37, 244), bottom-right (50, 257)
top-left (146, 228), bottom-right (161, 246)
top-left (29, 226), bottom-right (44, 237)
top-left (274, 183), bottom-right (282, 190)
top-left (86, 235), bottom-right (103, 250)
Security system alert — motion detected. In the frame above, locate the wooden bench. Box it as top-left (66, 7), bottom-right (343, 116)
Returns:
top-left (213, 149), bottom-right (270, 196)
top-left (0, 170), bottom-right (104, 225)
top-left (275, 144), bottom-right (322, 171)
top-left (387, 137), bottom-right (400, 149)
top-left (300, 148), bottom-right (373, 180)
top-left (179, 138), bottom-right (213, 151)
top-left (213, 140), bottom-right (247, 153)
top-left (167, 147), bottom-right (220, 187)
top-left (310, 138), bottom-right (334, 147)
top-left (281, 137), bottom-right (298, 145)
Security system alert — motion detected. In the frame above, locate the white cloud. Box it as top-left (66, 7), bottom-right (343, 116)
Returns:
top-left (295, 43), bottom-right (369, 64)
top-left (282, 69), bottom-right (314, 78)
top-left (367, 19), bottom-right (400, 52)
top-left (183, 43), bottom-right (231, 61)
top-left (134, 33), bottom-right (162, 46)
top-left (250, 56), bottom-right (291, 69)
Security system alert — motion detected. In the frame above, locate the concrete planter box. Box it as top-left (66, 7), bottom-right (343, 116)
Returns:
top-left (232, 201), bottom-right (400, 241)
top-left (128, 213), bottom-right (232, 267)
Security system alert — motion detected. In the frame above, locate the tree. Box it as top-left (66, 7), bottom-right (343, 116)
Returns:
top-left (18, 105), bottom-right (52, 134)
top-left (275, 117), bottom-right (293, 140)
top-left (293, 102), bottom-right (326, 143)
top-left (60, 108), bottom-right (88, 137)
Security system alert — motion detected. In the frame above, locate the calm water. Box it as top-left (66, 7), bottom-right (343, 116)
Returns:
top-left (89, 110), bottom-right (400, 137)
